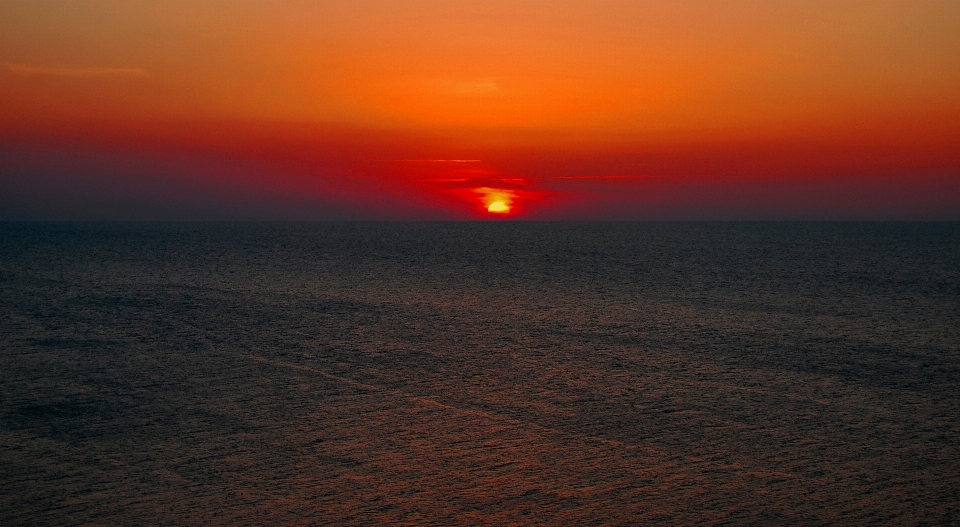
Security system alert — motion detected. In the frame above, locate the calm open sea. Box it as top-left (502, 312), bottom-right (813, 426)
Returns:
top-left (2, 222), bottom-right (959, 525)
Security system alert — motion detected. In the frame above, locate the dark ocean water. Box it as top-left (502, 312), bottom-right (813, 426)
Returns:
top-left (2, 222), bottom-right (959, 525)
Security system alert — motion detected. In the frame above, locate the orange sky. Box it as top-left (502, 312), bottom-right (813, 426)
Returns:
top-left (2, 0), bottom-right (959, 219)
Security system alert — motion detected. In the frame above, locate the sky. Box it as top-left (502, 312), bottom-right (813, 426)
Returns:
top-left (2, 0), bottom-right (959, 220)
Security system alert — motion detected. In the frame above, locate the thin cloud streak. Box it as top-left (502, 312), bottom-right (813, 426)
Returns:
top-left (3, 62), bottom-right (148, 78)
top-left (557, 175), bottom-right (644, 180)
top-left (391, 159), bottom-right (482, 163)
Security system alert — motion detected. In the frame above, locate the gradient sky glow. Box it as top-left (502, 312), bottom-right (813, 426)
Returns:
top-left (2, 1), bottom-right (959, 219)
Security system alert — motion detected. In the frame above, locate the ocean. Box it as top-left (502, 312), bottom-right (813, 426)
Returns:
top-left (2, 222), bottom-right (959, 525)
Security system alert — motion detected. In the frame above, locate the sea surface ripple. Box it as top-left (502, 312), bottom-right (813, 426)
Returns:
top-left (2, 222), bottom-right (959, 525)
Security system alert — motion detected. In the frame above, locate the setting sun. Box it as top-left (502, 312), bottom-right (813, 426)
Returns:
top-left (487, 201), bottom-right (509, 213)
top-left (474, 187), bottom-right (516, 216)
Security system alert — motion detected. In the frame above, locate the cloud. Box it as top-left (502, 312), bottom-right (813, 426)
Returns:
top-left (416, 178), bottom-right (470, 183)
top-left (557, 175), bottom-right (643, 180)
top-left (3, 62), bottom-right (147, 78)
top-left (392, 159), bottom-right (482, 163)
